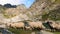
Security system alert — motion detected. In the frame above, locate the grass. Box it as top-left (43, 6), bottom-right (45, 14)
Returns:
top-left (55, 0), bottom-right (60, 4)
top-left (54, 32), bottom-right (60, 34)
top-left (8, 28), bottom-right (32, 34)
top-left (8, 28), bottom-right (60, 34)
top-left (52, 32), bottom-right (60, 34)
top-left (42, 13), bottom-right (49, 21)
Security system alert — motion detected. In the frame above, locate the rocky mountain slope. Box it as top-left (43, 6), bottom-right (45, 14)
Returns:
top-left (0, 0), bottom-right (60, 23)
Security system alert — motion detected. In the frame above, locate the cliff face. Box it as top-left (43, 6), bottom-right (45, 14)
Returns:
top-left (0, 0), bottom-right (60, 23)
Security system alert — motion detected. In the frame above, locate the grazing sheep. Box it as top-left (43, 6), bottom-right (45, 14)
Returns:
top-left (37, 22), bottom-right (45, 29)
top-left (14, 22), bottom-right (24, 29)
top-left (28, 21), bottom-right (45, 30)
top-left (6, 22), bottom-right (24, 29)
top-left (47, 21), bottom-right (60, 31)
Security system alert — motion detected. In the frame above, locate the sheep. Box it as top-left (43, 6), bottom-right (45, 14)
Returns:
top-left (37, 22), bottom-right (45, 29)
top-left (28, 22), bottom-right (38, 29)
top-left (6, 22), bottom-right (24, 29)
top-left (47, 21), bottom-right (60, 31)
top-left (14, 22), bottom-right (24, 29)
top-left (6, 21), bottom-right (45, 30)
top-left (28, 21), bottom-right (45, 30)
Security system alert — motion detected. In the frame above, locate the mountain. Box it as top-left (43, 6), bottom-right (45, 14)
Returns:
top-left (0, 0), bottom-right (60, 23)
top-left (3, 4), bottom-right (17, 8)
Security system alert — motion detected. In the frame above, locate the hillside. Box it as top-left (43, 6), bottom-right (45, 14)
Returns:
top-left (0, 0), bottom-right (60, 23)
top-left (0, 0), bottom-right (60, 34)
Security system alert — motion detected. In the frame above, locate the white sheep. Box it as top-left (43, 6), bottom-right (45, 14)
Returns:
top-left (14, 22), bottom-right (24, 28)
top-left (49, 21), bottom-right (60, 30)
top-left (6, 22), bottom-right (24, 29)
top-left (28, 21), bottom-right (45, 29)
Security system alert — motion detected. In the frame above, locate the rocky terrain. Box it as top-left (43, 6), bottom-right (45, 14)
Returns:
top-left (0, 0), bottom-right (60, 34)
top-left (0, 0), bottom-right (59, 22)
top-left (0, 0), bottom-right (60, 31)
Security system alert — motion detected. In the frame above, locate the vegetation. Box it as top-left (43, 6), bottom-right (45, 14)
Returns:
top-left (8, 28), bottom-right (60, 34)
top-left (42, 7), bottom-right (60, 21)
top-left (55, 0), bottom-right (60, 4)
top-left (0, 5), bottom-right (10, 18)
top-left (0, 0), bottom-right (60, 34)
top-left (8, 28), bottom-right (33, 34)
top-left (42, 13), bottom-right (49, 21)
top-left (52, 32), bottom-right (60, 34)
top-left (49, 8), bottom-right (60, 21)
top-left (0, 6), bottom-right (6, 13)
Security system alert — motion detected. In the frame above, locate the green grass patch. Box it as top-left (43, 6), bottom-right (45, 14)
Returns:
top-left (8, 28), bottom-right (32, 34)
top-left (55, 0), bottom-right (60, 4)
top-left (52, 32), bottom-right (60, 34)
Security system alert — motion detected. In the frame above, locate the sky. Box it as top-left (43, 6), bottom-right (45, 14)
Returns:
top-left (0, 0), bottom-right (35, 8)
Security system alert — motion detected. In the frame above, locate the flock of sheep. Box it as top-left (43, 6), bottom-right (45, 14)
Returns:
top-left (6, 21), bottom-right (60, 31)
top-left (6, 21), bottom-right (45, 30)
